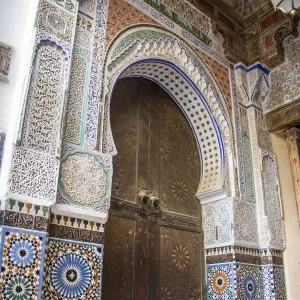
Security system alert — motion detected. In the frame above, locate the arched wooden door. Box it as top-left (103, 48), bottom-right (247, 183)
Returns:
top-left (102, 77), bottom-right (204, 300)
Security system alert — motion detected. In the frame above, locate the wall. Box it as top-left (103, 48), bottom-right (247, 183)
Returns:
top-left (0, 0), bottom-right (38, 131)
top-left (271, 132), bottom-right (300, 300)
top-left (0, 0), bottom-right (38, 184)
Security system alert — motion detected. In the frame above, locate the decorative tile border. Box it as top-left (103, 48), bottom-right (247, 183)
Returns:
top-left (206, 246), bottom-right (284, 266)
top-left (50, 213), bottom-right (105, 232)
top-left (206, 253), bottom-right (234, 264)
top-left (49, 213), bottom-right (105, 244)
top-left (5, 199), bottom-right (50, 218)
top-left (2, 199), bottom-right (50, 232)
top-left (3, 210), bottom-right (48, 232)
top-left (206, 246), bottom-right (286, 298)
top-left (49, 224), bottom-right (105, 244)
top-left (126, 0), bottom-right (230, 68)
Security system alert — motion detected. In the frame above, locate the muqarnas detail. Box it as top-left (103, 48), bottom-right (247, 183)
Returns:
top-left (43, 239), bottom-right (103, 299)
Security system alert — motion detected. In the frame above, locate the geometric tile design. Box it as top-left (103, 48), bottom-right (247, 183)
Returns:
top-left (0, 227), bottom-right (47, 299)
top-left (262, 265), bottom-right (274, 300)
top-left (236, 264), bottom-right (263, 300)
top-left (196, 50), bottom-right (232, 114)
top-left (207, 263), bottom-right (234, 299)
top-left (43, 239), bottom-right (103, 299)
top-left (273, 266), bottom-right (287, 300)
top-left (205, 247), bottom-right (287, 298)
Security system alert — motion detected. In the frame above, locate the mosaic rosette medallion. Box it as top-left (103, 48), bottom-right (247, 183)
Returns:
top-left (0, 227), bottom-right (46, 300)
top-left (44, 239), bottom-right (103, 299)
top-left (207, 264), bottom-right (234, 299)
top-left (236, 264), bottom-right (263, 300)
top-left (242, 274), bottom-right (259, 299)
top-left (59, 152), bottom-right (111, 208)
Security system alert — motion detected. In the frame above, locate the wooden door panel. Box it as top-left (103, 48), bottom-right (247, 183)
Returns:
top-left (102, 215), bottom-right (135, 300)
top-left (158, 92), bottom-right (201, 218)
top-left (160, 227), bottom-right (202, 300)
top-left (147, 219), bottom-right (159, 300)
top-left (104, 77), bottom-right (204, 300)
top-left (110, 78), bottom-right (139, 202)
top-left (133, 217), bottom-right (148, 300)
top-left (137, 80), bottom-right (151, 193)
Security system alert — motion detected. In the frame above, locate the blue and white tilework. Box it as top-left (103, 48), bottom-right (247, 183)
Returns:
top-left (43, 239), bottom-right (103, 299)
top-left (262, 265), bottom-right (274, 300)
top-left (0, 226), bottom-right (47, 299)
top-left (235, 264), bottom-right (263, 300)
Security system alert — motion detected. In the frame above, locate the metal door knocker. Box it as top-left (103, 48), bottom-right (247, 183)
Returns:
top-left (138, 189), bottom-right (160, 210)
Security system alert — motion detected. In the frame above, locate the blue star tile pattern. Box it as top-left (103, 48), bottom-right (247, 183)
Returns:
top-left (0, 227), bottom-right (47, 299)
top-left (44, 239), bottom-right (103, 299)
top-left (236, 264), bottom-right (263, 300)
top-left (242, 274), bottom-right (259, 299)
top-left (11, 239), bottom-right (36, 267)
top-left (51, 251), bottom-right (93, 297)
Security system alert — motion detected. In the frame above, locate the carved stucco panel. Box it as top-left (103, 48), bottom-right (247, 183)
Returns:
top-left (10, 148), bottom-right (59, 204)
top-left (267, 37), bottom-right (300, 113)
top-left (233, 200), bottom-right (258, 245)
top-left (203, 198), bottom-right (233, 248)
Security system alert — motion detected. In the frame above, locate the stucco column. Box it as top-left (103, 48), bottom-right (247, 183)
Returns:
top-left (0, 0), bottom-right (79, 298)
top-left (44, 0), bottom-right (111, 299)
top-left (234, 63), bottom-right (286, 300)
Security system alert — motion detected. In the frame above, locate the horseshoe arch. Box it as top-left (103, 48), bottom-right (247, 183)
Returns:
top-left (100, 25), bottom-right (235, 203)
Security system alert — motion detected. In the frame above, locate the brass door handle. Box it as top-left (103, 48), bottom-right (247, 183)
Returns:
top-left (138, 189), bottom-right (160, 210)
top-left (138, 190), bottom-right (151, 206)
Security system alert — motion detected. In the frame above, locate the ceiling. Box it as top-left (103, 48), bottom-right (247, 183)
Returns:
top-left (186, 0), bottom-right (295, 67)
top-left (222, 0), bottom-right (272, 19)
top-left (190, 0), bottom-right (274, 25)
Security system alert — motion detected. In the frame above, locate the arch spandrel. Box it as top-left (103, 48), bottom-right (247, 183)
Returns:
top-left (100, 25), bottom-right (235, 202)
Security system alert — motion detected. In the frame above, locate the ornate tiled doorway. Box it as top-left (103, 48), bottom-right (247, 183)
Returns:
top-left (102, 77), bottom-right (204, 300)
